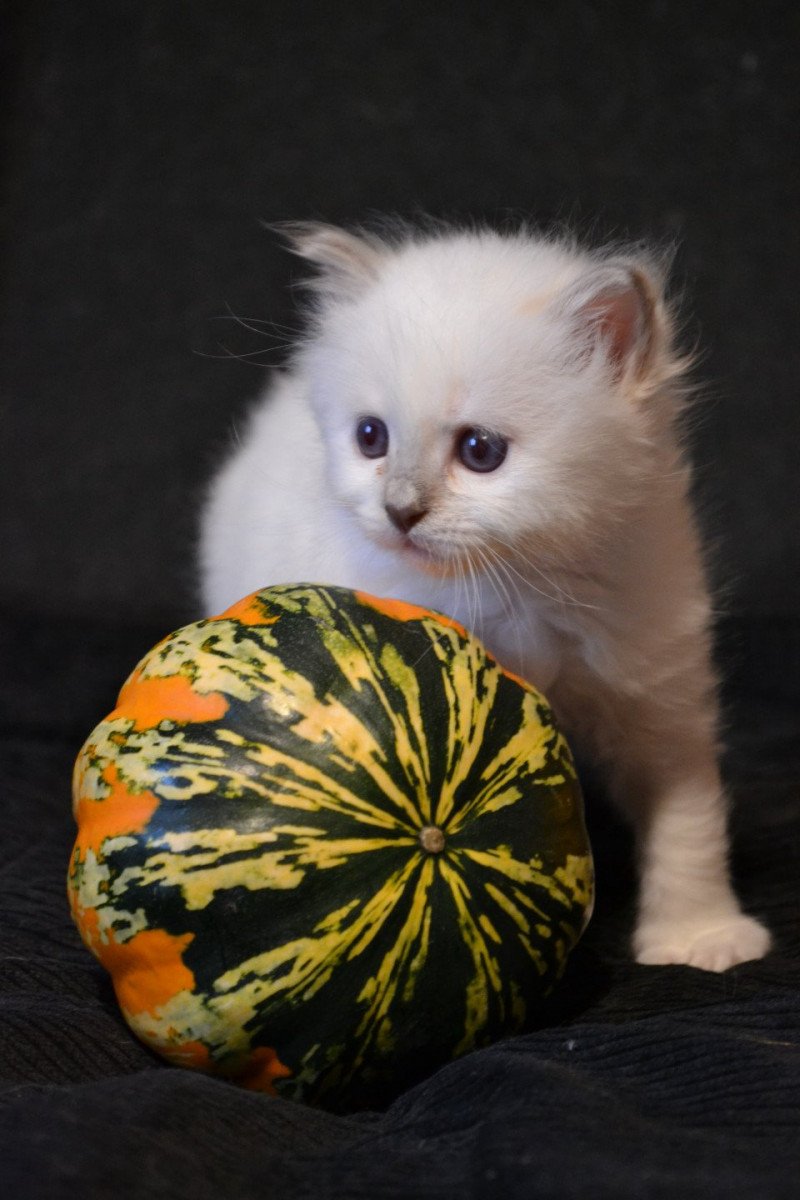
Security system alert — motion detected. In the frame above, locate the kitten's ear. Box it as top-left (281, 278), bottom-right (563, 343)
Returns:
top-left (561, 261), bottom-right (664, 384)
top-left (276, 222), bottom-right (384, 298)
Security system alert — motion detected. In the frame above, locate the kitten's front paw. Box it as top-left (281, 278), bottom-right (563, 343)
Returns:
top-left (634, 913), bottom-right (771, 972)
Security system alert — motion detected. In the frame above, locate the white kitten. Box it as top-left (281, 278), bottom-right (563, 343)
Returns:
top-left (199, 221), bottom-right (770, 972)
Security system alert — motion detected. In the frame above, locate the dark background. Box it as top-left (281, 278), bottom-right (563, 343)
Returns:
top-left (2, 4), bottom-right (799, 1198)
top-left (2, 0), bottom-right (798, 629)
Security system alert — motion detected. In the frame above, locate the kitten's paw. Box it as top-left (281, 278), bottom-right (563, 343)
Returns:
top-left (634, 913), bottom-right (771, 972)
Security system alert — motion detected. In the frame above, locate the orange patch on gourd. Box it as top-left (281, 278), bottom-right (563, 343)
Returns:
top-left (111, 669), bottom-right (229, 731)
top-left (229, 1045), bottom-right (293, 1094)
top-left (354, 591), bottom-right (468, 638)
top-left (217, 592), bottom-right (279, 625)
top-left (73, 763), bottom-right (160, 858)
top-left (75, 905), bottom-right (196, 1017)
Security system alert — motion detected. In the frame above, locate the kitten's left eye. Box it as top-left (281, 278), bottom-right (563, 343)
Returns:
top-left (456, 427), bottom-right (508, 473)
top-left (356, 416), bottom-right (389, 459)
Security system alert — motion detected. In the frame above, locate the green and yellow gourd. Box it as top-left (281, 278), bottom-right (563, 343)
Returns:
top-left (68, 585), bottom-right (593, 1108)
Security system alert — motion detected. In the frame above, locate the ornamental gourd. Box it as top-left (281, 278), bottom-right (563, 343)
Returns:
top-left (68, 585), bottom-right (593, 1109)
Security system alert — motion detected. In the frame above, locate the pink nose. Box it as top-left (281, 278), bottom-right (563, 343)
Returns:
top-left (385, 504), bottom-right (428, 534)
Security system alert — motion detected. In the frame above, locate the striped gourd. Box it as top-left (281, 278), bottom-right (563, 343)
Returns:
top-left (69, 584), bottom-right (593, 1108)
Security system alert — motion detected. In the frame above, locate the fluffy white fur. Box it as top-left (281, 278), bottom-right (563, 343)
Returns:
top-left (199, 222), bottom-right (770, 972)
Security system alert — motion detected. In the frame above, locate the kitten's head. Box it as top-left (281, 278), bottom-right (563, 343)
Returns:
top-left (287, 222), bottom-right (687, 579)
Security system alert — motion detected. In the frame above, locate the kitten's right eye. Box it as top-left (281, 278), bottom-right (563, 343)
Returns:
top-left (456, 427), bottom-right (508, 473)
top-left (356, 416), bottom-right (389, 459)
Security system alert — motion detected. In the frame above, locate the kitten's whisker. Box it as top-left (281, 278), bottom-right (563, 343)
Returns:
top-left (452, 546), bottom-right (466, 625)
top-left (486, 533), bottom-right (605, 612)
top-left (450, 538), bottom-right (471, 632)
top-left (196, 344), bottom-right (292, 363)
top-left (478, 545), bottom-right (527, 670)
top-left (487, 533), bottom-right (583, 605)
top-left (229, 420), bottom-right (243, 447)
top-left (651, 469), bottom-right (691, 483)
top-left (457, 554), bottom-right (471, 635)
top-left (474, 544), bottom-right (512, 615)
top-left (438, 526), bottom-right (579, 609)
top-left (470, 553), bottom-right (483, 639)
top-left (219, 304), bottom-right (302, 339)
top-left (483, 546), bottom-right (576, 609)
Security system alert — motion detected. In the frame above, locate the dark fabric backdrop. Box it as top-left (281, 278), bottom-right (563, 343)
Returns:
top-left (2, 0), bottom-right (799, 626)
top-left (1, 3), bottom-right (799, 1198)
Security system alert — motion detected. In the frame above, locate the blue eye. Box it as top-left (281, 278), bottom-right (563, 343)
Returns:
top-left (457, 427), bottom-right (508, 473)
top-left (356, 416), bottom-right (389, 458)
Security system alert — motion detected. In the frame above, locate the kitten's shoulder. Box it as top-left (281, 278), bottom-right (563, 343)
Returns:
top-left (199, 369), bottom-right (325, 612)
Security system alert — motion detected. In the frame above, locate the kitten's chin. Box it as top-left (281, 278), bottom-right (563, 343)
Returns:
top-left (402, 540), bottom-right (452, 576)
top-left (373, 529), bottom-right (455, 577)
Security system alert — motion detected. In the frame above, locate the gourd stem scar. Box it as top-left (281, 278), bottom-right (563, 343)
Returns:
top-left (418, 825), bottom-right (446, 854)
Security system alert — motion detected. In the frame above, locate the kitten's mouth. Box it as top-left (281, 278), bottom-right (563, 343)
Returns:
top-left (397, 534), bottom-right (458, 576)
top-left (400, 534), bottom-right (436, 560)
top-left (375, 526), bottom-right (447, 571)
top-left (373, 524), bottom-right (466, 575)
